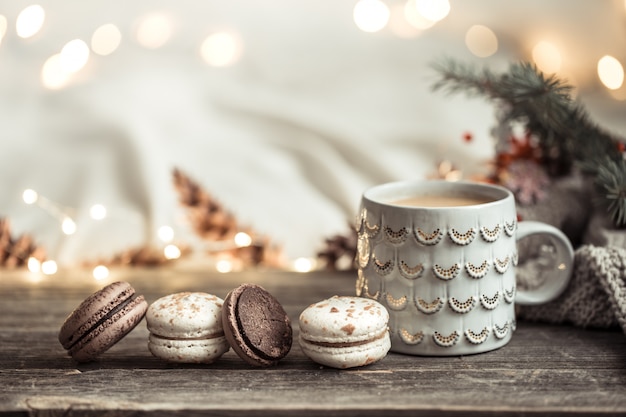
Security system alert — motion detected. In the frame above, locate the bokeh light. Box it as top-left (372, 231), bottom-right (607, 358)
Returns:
top-left (41, 53), bottom-right (72, 89)
top-left (135, 13), bottom-right (172, 49)
top-left (597, 55), bottom-right (624, 90)
top-left (60, 39), bottom-right (90, 73)
top-left (200, 32), bottom-right (242, 67)
top-left (16, 4), bottom-right (45, 39)
top-left (353, 0), bottom-right (390, 33)
top-left (414, 0), bottom-right (450, 23)
top-left (234, 232), bottom-right (252, 248)
top-left (158, 225), bottom-right (174, 243)
top-left (89, 204), bottom-right (107, 220)
top-left (93, 265), bottom-right (109, 280)
top-left (27, 257), bottom-right (41, 273)
top-left (41, 260), bottom-right (57, 275)
top-left (163, 244), bottom-right (181, 260)
top-left (0, 15), bottom-right (7, 44)
top-left (403, 0), bottom-right (435, 30)
top-left (216, 258), bottom-right (234, 273)
top-left (465, 25), bottom-right (498, 58)
top-left (91, 24), bottom-right (122, 56)
top-left (22, 189), bottom-right (38, 205)
top-left (532, 41), bottom-right (562, 74)
top-left (61, 217), bottom-right (76, 235)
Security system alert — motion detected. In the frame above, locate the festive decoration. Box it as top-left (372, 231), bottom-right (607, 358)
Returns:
top-left (316, 225), bottom-right (358, 271)
top-left (172, 168), bottom-right (284, 269)
top-left (0, 218), bottom-right (46, 269)
top-left (432, 59), bottom-right (626, 226)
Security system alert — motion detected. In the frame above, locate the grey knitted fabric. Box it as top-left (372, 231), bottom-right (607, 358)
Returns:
top-left (517, 245), bottom-right (626, 333)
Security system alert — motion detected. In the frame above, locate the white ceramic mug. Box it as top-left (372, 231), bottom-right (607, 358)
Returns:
top-left (355, 180), bottom-right (573, 356)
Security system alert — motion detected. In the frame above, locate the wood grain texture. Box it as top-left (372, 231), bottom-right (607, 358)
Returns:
top-left (1, 268), bottom-right (625, 416)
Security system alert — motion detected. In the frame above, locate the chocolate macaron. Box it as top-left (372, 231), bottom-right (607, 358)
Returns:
top-left (222, 283), bottom-right (292, 366)
top-left (58, 281), bottom-right (148, 362)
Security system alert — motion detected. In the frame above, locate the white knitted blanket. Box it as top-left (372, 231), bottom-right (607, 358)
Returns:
top-left (517, 245), bottom-right (626, 333)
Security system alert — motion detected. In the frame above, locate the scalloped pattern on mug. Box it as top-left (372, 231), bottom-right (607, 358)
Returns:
top-left (384, 226), bottom-right (409, 245)
top-left (399, 260), bottom-right (424, 280)
top-left (465, 327), bottom-right (490, 344)
top-left (399, 328), bottom-right (424, 345)
top-left (356, 269), bottom-right (365, 296)
top-left (448, 228), bottom-right (477, 245)
top-left (415, 297), bottom-right (444, 314)
top-left (356, 236), bottom-right (370, 269)
top-left (385, 292), bottom-right (408, 311)
top-left (433, 263), bottom-right (461, 280)
top-left (363, 217), bottom-right (380, 239)
top-left (493, 321), bottom-right (510, 339)
top-left (448, 296), bottom-right (477, 314)
top-left (504, 219), bottom-right (517, 237)
top-left (373, 255), bottom-right (394, 276)
top-left (494, 256), bottom-right (510, 274)
top-left (465, 260), bottom-right (490, 279)
top-left (362, 279), bottom-right (380, 301)
top-left (504, 286), bottom-right (515, 303)
top-left (414, 228), bottom-right (443, 246)
top-left (480, 291), bottom-right (500, 310)
top-left (480, 224), bottom-right (501, 242)
top-left (433, 330), bottom-right (460, 347)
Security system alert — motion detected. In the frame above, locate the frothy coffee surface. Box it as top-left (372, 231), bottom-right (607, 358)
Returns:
top-left (389, 195), bottom-right (493, 208)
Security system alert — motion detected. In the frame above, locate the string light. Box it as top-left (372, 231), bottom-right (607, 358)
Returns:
top-left (27, 257), bottom-right (41, 273)
top-left (216, 258), bottom-right (234, 273)
top-left (414, 0), bottom-right (450, 23)
top-left (91, 24), bottom-right (122, 56)
top-left (16, 4), bottom-right (45, 39)
top-left (597, 55), bottom-right (624, 90)
top-left (200, 32), bottom-right (241, 67)
top-left (61, 217), bottom-right (77, 235)
top-left (22, 189), bottom-right (38, 205)
top-left (89, 204), bottom-right (107, 220)
top-left (41, 260), bottom-right (58, 275)
top-left (234, 232), bottom-right (252, 248)
top-left (135, 13), bottom-right (172, 49)
top-left (163, 244), bottom-right (181, 260)
top-left (353, 0), bottom-right (390, 33)
top-left (60, 39), bottom-right (90, 73)
top-left (0, 15), bottom-right (7, 44)
top-left (157, 225), bottom-right (174, 243)
top-left (532, 41), bottom-right (562, 74)
top-left (41, 53), bottom-right (72, 89)
top-left (293, 257), bottom-right (316, 273)
top-left (465, 25), bottom-right (498, 58)
top-left (403, 0), bottom-right (435, 31)
top-left (93, 265), bottom-right (109, 280)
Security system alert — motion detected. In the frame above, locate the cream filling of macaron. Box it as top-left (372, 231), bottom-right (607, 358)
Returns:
top-left (301, 328), bottom-right (388, 348)
top-left (150, 332), bottom-right (224, 341)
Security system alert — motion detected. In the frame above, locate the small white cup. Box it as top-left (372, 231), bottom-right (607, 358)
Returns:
top-left (355, 180), bottom-right (573, 356)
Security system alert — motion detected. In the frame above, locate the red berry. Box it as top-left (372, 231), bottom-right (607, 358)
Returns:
top-left (462, 132), bottom-right (473, 143)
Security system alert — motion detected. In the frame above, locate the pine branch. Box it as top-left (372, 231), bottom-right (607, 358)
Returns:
top-left (431, 58), bottom-right (626, 226)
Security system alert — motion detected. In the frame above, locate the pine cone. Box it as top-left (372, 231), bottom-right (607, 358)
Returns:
top-left (173, 168), bottom-right (284, 268)
top-left (317, 226), bottom-right (357, 271)
top-left (0, 218), bottom-right (46, 268)
top-left (85, 244), bottom-right (191, 268)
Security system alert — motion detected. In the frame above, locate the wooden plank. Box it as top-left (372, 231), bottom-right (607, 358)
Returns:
top-left (1, 268), bottom-right (625, 416)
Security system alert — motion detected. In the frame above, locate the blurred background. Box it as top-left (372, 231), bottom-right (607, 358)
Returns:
top-left (0, 0), bottom-right (625, 276)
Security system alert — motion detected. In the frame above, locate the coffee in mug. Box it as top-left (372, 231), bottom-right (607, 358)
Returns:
top-left (355, 180), bottom-right (573, 356)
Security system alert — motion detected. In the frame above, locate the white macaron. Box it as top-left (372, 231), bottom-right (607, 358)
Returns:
top-left (298, 296), bottom-right (390, 369)
top-left (146, 292), bottom-right (229, 363)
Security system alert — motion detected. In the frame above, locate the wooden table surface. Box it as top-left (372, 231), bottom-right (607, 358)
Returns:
top-left (1, 266), bottom-right (625, 416)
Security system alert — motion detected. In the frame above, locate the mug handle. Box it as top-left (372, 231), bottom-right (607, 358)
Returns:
top-left (514, 221), bottom-right (574, 306)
